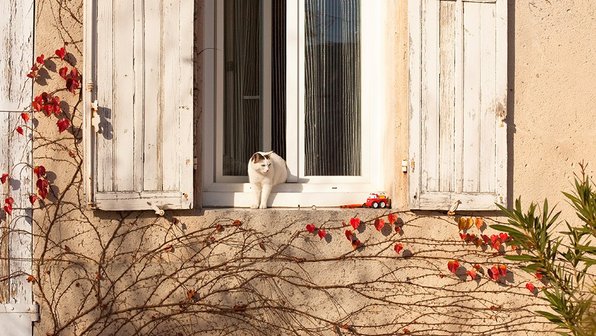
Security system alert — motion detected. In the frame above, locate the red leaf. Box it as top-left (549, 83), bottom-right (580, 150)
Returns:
top-left (26, 274), bottom-right (37, 284)
top-left (317, 229), bottom-right (326, 239)
top-left (388, 213), bottom-right (398, 225)
top-left (57, 118), bottom-right (70, 133)
top-left (21, 113), bottom-right (31, 122)
top-left (66, 77), bottom-right (80, 93)
top-left (32, 100), bottom-right (42, 111)
top-left (374, 218), bottom-right (385, 231)
top-left (3, 204), bottom-right (12, 215)
top-left (34, 166), bottom-right (46, 178)
top-left (475, 217), bottom-right (484, 229)
top-left (447, 260), bottom-right (460, 273)
top-left (466, 269), bottom-right (477, 280)
top-left (351, 239), bottom-right (362, 250)
top-left (344, 230), bottom-right (353, 241)
top-left (499, 232), bottom-right (509, 242)
top-left (349, 217), bottom-right (361, 230)
top-left (535, 271), bottom-right (543, 280)
top-left (498, 264), bottom-right (507, 277)
top-left (38, 186), bottom-right (48, 199)
top-left (0, 173), bottom-right (8, 184)
top-left (525, 282), bottom-right (536, 293)
top-left (232, 219), bottom-right (242, 226)
top-left (59, 66), bottom-right (69, 79)
top-left (394, 243), bottom-right (403, 254)
top-left (305, 224), bottom-right (316, 233)
top-left (36, 178), bottom-right (49, 199)
top-left (29, 194), bottom-right (38, 205)
top-left (490, 235), bottom-right (501, 250)
top-left (5, 197), bottom-right (14, 206)
top-left (36, 54), bottom-right (45, 65)
top-left (473, 263), bottom-right (481, 270)
top-left (55, 46), bottom-right (66, 60)
top-left (459, 233), bottom-right (466, 240)
top-left (487, 266), bottom-right (500, 281)
top-left (16, 126), bottom-right (24, 135)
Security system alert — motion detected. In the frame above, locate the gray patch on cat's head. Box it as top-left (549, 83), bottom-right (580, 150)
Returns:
top-left (252, 151), bottom-right (275, 163)
top-left (251, 152), bottom-right (264, 163)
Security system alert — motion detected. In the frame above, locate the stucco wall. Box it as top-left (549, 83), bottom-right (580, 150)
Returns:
top-left (25, 0), bottom-right (595, 335)
top-left (510, 0), bottom-right (596, 211)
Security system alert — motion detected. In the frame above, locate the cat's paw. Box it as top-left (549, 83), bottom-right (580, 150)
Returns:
top-left (250, 204), bottom-right (259, 209)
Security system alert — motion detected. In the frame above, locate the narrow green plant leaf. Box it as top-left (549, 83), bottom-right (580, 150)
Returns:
top-left (536, 310), bottom-right (564, 324)
top-left (504, 254), bottom-right (536, 262)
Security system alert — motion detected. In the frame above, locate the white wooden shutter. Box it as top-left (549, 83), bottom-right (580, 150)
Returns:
top-left (84, 0), bottom-right (194, 211)
top-left (0, 1), bottom-right (37, 334)
top-left (409, 0), bottom-right (507, 210)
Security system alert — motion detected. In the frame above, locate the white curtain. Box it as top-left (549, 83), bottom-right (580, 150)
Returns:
top-left (304, 0), bottom-right (361, 176)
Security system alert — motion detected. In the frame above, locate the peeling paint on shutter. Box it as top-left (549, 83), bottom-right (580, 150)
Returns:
top-left (409, 0), bottom-right (507, 210)
top-left (0, 1), bottom-right (36, 334)
top-left (84, 0), bottom-right (194, 211)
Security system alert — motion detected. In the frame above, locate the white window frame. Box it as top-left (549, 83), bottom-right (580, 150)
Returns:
top-left (201, 0), bottom-right (389, 207)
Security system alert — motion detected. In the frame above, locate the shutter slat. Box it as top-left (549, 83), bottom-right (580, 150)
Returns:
top-left (421, 0), bottom-right (440, 192)
top-left (439, 1), bottom-right (456, 192)
top-left (410, 0), bottom-right (507, 210)
top-left (178, 0), bottom-right (194, 198)
top-left (162, 0), bottom-right (181, 192)
top-left (495, 0), bottom-right (508, 203)
top-left (133, 0), bottom-right (145, 192)
top-left (462, 2), bottom-right (481, 193)
top-left (479, 4), bottom-right (497, 193)
top-left (143, 0), bottom-right (163, 191)
top-left (96, 0), bottom-right (113, 193)
top-left (113, 0), bottom-right (135, 191)
top-left (87, 0), bottom-right (194, 211)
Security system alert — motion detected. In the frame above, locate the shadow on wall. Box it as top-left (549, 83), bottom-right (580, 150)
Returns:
top-left (507, 0), bottom-right (516, 208)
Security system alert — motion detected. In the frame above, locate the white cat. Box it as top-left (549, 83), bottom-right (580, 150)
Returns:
top-left (248, 151), bottom-right (288, 209)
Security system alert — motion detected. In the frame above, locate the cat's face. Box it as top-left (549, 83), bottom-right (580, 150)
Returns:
top-left (250, 152), bottom-right (272, 174)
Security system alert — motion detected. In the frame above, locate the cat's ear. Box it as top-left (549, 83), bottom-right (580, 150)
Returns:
top-left (251, 152), bottom-right (263, 163)
top-left (260, 151), bottom-right (274, 158)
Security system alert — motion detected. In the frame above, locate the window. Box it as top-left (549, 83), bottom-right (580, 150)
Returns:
top-left (202, 0), bottom-right (391, 207)
top-left (83, 0), bottom-right (507, 211)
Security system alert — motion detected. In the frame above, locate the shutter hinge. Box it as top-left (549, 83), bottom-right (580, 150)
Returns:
top-left (193, 157), bottom-right (198, 170)
top-left (32, 302), bottom-right (40, 322)
top-left (401, 160), bottom-right (409, 173)
top-left (410, 159), bottom-right (416, 173)
top-left (90, 100), bottom-right (101, 133)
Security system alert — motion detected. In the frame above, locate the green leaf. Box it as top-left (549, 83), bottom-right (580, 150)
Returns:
top-left (536, 310), bottom-right (564, 324)
top-left (504, 254), bottom-right (537, 262)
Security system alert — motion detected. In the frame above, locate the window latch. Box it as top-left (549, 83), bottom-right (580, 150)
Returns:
top-left (147, 202), bottom-right (165, 216)
top-left (90, 100), bottom-right (101, 133)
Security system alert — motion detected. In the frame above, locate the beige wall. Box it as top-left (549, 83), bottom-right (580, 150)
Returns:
top-left (26, 0), bottom-right (595, 335)
top-left (511, 0), bottom-right (596, 211)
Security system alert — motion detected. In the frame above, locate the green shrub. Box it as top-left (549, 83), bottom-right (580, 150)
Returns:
top-left (493, 162), bottom-right (595, 336)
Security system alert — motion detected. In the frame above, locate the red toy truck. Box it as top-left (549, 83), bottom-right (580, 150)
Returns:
top-left (365, 193), bottom-right (391, 209)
